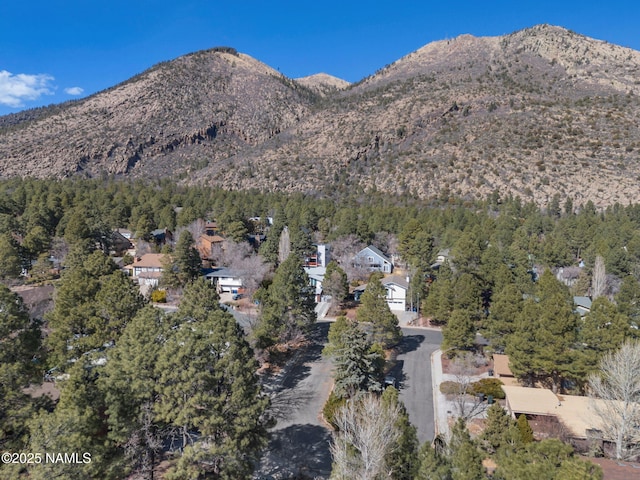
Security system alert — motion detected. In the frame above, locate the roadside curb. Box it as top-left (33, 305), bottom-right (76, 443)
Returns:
top-left (431, 349), bottom-right (441, 438)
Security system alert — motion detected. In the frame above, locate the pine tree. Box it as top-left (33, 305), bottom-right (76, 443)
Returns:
top-left (323, 315), bottom-right (352, 357)
top-left (484, 283), bottom-right (523, 351)
top-left (443, 309), bottom-right (476, 353)
top-left (170, 230), bottom-right (202, 287)
top-left (356, 274), bottom-right (401, 348)
top-left (506, 299), bottom-right (540, 387)
top-left (0, 233), bottom-right (21, 279)
top-left (423, 275), bottom-right (454, 325)
top-left (579, 297), bottom-right (628, 370)
top-left (156, 309), bottom-right (269, 479)
top-left (323, 261), bottom-right (349, 308)
top-left (416, 442), bottom-right (452, 480)
top-left (615, 275), bottom-right (640, 333)
top-left (534, 270), bottom-right (580, 392)
top-left (254, 254), bottom-right (316, 349)
top-left (0, 286), bottom-right (42, 452)
top-left (100, 306), bottom-right (168, 479)
top-left (449, 418), bottom-right (484, 480)
top-left (28, 361), bottom-right (122, 480)
top-left (47, 251), bottom-right (145, 367)
top-left (333, 325), bottom-right (383, 399)
top-left (398, 219), bottom-right (434, 270)
top-left (480, 403), bottom-right (522, 454)
top-left (177, 277), bottom-right (220, 319)
top-left (516, 414), bottom-right (534, 444)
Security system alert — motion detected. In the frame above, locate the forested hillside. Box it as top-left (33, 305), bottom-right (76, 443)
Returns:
top-left (0, 177), bottom-right (637, 477)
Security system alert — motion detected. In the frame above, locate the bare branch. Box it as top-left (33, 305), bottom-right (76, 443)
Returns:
top-left (588, 340), bottom-right (640, 460)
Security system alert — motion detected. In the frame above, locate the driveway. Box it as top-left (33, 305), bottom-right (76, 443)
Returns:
top-left (255, 322), bottom-right (334, 479)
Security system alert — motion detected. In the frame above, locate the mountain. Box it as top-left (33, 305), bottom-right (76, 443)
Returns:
top-left (2, 26), bottom-right (640, 207)
top-left (0, 47), bottom-right (315, 179)
top-left (294, 73), bottom-right (350, 96)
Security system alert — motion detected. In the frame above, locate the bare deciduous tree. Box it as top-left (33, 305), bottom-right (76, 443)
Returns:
top-left (278, 226), bottom-right (290, 264)
top-left (592, 255), bottom-right (607, 300)
top-left (450, 353), bottom-right (489, 422)
top-left (372, 232), bottom-right (398, 259)
top-left (175, 219), bottom-right (206, 247)
top-left (211, 240), bottom-right (270, 298)
top-left (331, 394), bottom-right (401, 480)
top-left (330, 234), bottom-right (367, 282)
top-left (588, 340), bottom-right (640, 460)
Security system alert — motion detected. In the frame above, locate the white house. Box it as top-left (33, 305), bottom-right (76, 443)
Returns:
top-left (353, 245), bottom-right (393, 274)
top-left (355, 275), bottom-right (409, 311)
top-left (129, 253), bottom-right (166, 287)
top-left (304, 266), bottom-right (326, 302)
top-left (381, 276), bottom-right (409, 311)
top-left (431, 248), bottom-right (451, 270)
top-left (204, 267), bottom-right (244, 294)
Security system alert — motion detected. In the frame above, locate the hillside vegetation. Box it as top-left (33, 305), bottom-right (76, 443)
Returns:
top-left (2, 25), bottom-right (640, 207)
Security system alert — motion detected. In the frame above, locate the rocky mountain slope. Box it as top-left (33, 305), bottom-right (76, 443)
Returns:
top-left (2, 26), bottom-right (640, 207)
top-left (0, 47), bottom-right (314, 179)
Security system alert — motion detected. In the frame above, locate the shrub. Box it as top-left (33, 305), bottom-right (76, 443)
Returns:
top-left (470, 378), bottom-right (505, 399)
top-left (323, 390), bottom-right (347, 430)
top-left (151, 289), bottom-right (167, 303)
top-left (439, 381), bottom-right (463, 395)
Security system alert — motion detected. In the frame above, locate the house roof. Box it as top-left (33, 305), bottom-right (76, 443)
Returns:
top-left (357, 245), bottom-right (391, 263)
top-left (503, 386), bottom-right (560, 416)
top-left (502, 386), bottom-right (612, 439)
top-left (114, 228), bottom-right (133, 239)
top-left (574, 296), bottom-right (592, 316)
top-left (204, 267), bottom-right (244, 279)
top-left (381, 275), bottom-right (409, 290)
top-left (200, 234), bottom-right (225, 243)
top-left (132, 254), bottom-right (166, 268)
top-left (492, 354), bottom-right (514, 377)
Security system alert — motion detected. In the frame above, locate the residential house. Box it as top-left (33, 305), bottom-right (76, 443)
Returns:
top-left (353, 245), bottom-right (393, 273)
top-left (381, 275), bottom-right (409, 311)
top-left (204, 221), bottom-right (218, 236)
top-left (431, 248), bottom-right (451, 270)
top-left (354, 275), bottom-right (409, 311)
top-left (129, 253), bottom-right (166, 287)
top-left (304, 266), bottom-right (326, 302)
top-left (501, 385), bottom-right (639, 456)
top-left (204, 267), bottom-right (245, 294)
top-left (492, 354), bottom-right (519, 386)
top-left (151, 228), bottom-right (173, 247)
top-left (197, 234), bottom-right (225, 260)
top-left (305, 244), bottom-right (331, 268)
top-left (574, 296), bottom-right (592, 316)
top-left (111, 230), bottom-right (134, 256)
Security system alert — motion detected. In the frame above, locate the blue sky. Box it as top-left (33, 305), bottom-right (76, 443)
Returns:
top-left (1, 1), bottom-right (639, 116)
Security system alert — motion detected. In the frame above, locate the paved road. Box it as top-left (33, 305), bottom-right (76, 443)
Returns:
top-left (254, 324), bottom-right (442, 479)
top-left (397, 328), bottom-right (443, 444)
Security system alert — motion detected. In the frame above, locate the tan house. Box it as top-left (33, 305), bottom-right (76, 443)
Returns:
top-left (129, 253), bottom-right (166, 287)
top-left (502, 385), bottom-right (640, 457)
top-left (197, 234), bottom-right (225, 260)
top-left (492, 354), bottom-right (519, 386)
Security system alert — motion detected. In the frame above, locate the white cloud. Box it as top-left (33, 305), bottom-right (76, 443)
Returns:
top-left (0, 70), bottom-right (55, 108)
top-left (64, 86), bottom-right (84, 96)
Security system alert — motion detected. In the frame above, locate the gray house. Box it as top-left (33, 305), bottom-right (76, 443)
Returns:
top-left (353, 245), bottom-right (393, 274)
